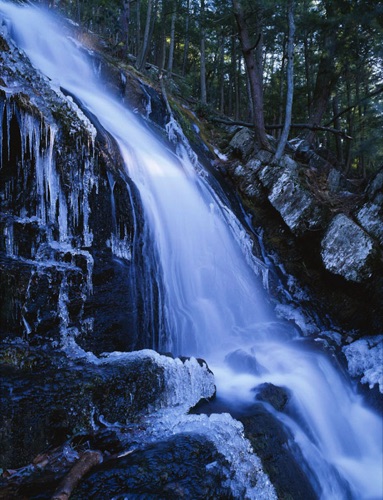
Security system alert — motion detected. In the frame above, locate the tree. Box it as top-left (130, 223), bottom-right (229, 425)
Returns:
top-left (275, 0), bottom-right (295, 160)
top-left (200, 0), bottom-right (207, 104)
top-left (232, 0), bottom-right (271, 150)
top-left (136, 0), bottom-right (154, 70)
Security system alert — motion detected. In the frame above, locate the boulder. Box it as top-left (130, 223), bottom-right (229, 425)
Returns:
top-left (355, 202), bottom-right (383, 246)
top-left (321, 214), bottom-right (378, 282)
top-left (257, 158), bottom-right (328, 236)
top-left (229, 127), bottom-right (255, 161)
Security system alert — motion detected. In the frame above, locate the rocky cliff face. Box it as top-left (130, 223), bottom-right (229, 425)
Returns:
top-left (0, 22), bottom-right (168, 354)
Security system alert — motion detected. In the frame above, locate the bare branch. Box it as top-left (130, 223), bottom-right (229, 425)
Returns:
top-left (212, 118), bottom-right (352, 140)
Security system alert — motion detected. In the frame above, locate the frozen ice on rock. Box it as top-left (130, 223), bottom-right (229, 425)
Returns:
top-left (141, 410), bottom-right (277, 500)
top-left (343, 335), bottom-right (383, 393)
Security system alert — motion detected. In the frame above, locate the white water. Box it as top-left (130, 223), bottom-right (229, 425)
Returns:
top-left (1, 3), bottom-right (382, 499)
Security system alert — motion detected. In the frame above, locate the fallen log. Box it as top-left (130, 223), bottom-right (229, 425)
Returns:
top-left (51, 450), bottom-right (103, 500)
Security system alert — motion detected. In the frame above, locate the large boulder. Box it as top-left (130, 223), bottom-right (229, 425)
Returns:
top-left (321, 214), bottom-right (379, 282)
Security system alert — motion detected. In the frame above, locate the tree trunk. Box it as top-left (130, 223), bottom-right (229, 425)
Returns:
top-left (305, 2), bottom-right (339, 144)
top-left (121, 0), bottom-right (130, 58)
top-left (200, 0), bottom-right (207, 104)
top-left (277, 37), bottom-right (286, 138)
top-left (182, 0), bottom-right (190, 76)
top-left (232, 0), bottom-right (270, 150)
top-left (137, 0), bottom-right (153, 69)
top-left (332, 96), bottom-right (344, 165)
top-left (135, 0), bottom-right (141, 57)
top-left (275, 0), bottom-right (295, 161)
top-left (219, 31), bottom-right (225, 114)
top-left (167, 0), bottom-right (177, 74)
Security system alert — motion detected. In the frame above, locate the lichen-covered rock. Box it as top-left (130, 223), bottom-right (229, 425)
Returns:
top-left (257, 158), bottom-right (328, 236)
top-left (355, 201), bottom-right (383, 247)
top-left (321, 214), bottom-right (378, 282)
top-left (342, 335), bottom-right (383, 393)
top-left (229, 127), bottom-right (255, 161)
top-left (366, 169), bottom-right (383, 205)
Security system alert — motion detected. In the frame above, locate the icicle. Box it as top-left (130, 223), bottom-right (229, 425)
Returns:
top-left (6, 99), bottom-right (12, 162)
top-left (4, 219), bottom-right (14, 256)
top-left (0, 98), bottom-right (5, 168)
top-left (108, 231), bottom-right (132, 261)
top-left (58, 190), bottom-right (69, 242)
top-left (81, 156), bottom-right (94, 247)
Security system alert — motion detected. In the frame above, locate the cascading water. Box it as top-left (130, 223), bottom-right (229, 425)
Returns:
top-left (0, 3), bottom-right (382, 499)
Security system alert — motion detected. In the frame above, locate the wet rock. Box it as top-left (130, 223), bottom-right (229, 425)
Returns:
top-left (254, 383), bottom-right (290, 412)
top-left (72, 433), bottom-right (232, 499)
top-left (240, 405), bottom-right (318, 500)
top-left (321, 214), bottom-right (378, 282)
top-left (0, 345), bottom-right (215, 469)
top-left (225, 349), bottom-right (267, 376)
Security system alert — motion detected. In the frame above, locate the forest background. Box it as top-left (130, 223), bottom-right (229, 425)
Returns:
top-left (37, 0), bottom-right (382, 180)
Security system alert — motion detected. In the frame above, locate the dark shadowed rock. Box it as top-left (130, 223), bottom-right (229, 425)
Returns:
top-left (240, 405), bottom-right (318, 500)
top-left (254, 383), bottom-right (290, 412)
top-left (0, 345), bottom-right (215, 469)
top-left (71, 434), bottom-right (232, 500)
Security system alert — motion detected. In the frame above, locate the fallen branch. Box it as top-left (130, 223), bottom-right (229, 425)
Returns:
top-left (51, 450), bottom-right (102, 500)
top-left (212, 118), bottom-right (352, 140)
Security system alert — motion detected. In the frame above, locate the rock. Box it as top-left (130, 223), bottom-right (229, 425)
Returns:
top-left (342, 335), bottom-right (383, 393)
top-left (229, 127), bottom-right (255, 161)
top-left (225, 349), bottom-right (267, 376)
top-left (321, 214), bottom-right (378, 282)
top-left (240, 405), bottom-right (319, 500)
top-left (327, 168), bottom-right (341, 193)
top-left (355, 202), bottom-right (383, 246)
top-left (72, 434), bottom-right (232, 499)
top-left (257, 159), bottom-right (328, 236)
top-left (366, 169), bottom-right (383, 205)
top-left (254, 383), bottom-right (290, 412)
top-left (0, 345), bottom-right (215, 469)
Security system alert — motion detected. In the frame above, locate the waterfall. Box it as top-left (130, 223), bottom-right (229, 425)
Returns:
top-left (0, 3), bottom-right (382, 499)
